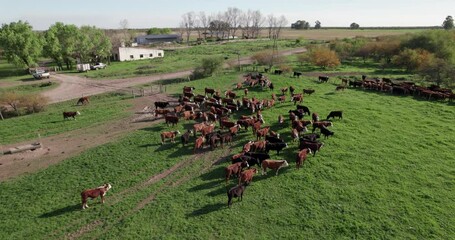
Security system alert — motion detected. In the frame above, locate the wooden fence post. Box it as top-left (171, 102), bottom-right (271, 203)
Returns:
top-left (0, 110), bottom-right (4, 120)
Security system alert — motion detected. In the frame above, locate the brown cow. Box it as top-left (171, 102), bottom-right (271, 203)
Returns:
top-left (291, 94), bottom-right (303, 105)
top-left (225, 161), bottom-right (249, 184)
top-left (296, 148), bottom-right (312, 169)
top-left (164, 114), bottom-right (179, 126)
top-left (227, 182), bottom-right (248, 207)
top-left (161, 130), bottom-right (181, 144)
top-left (205, 87), bottom-right (215, 96)
top-left (76, 96), bottom-right (90, 105)
top-left (181, 110), bottom-right (194, 120)
top-left (261, 160), bottom-right (289, 176)
top-left (81, 183), bottom-right (112, 209)
top-left (220, 119), bottom-right (236, 129)
top-left (194, 136), bottom-right (206, 153)
top-left (181, 129), bottom-right (193, 146)
top-left (252, 120), bottom-right (262, 136)
top-left (238, 168), bottom-right (257, 185)
top-left (256, 126), bottom-right (270, 140)
top-left (312, 121), bottom-right (333, 132)
top-left (250, 140), bottom-right (267, 152)
top-left (229, 124), bottom-right (241, 136)
top-left (155, 109), bottom-right (170, 117)
top-left (242, 141), bottom-right (254, 153)
top-left (312, 112), bottom-right (319, 122)
top-left (201, 124), bottom-right (215, 136)
top-left (63, 111), bottom-right (80, 120)
top-left (278, 95), bottom-right (286, 103)
top-left (291, 128), bottom-right (299, 142)
top-left (244, 88), bottom-right (248, 96)
top-left (281, 87), bottom-right (288, 95)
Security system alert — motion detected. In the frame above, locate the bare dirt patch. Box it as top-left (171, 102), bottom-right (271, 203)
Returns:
top-left (0, 94), bottom-right (175, 182)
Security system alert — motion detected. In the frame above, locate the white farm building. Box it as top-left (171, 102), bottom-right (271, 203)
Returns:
top-left (112, 47), bottom-right (164, 62)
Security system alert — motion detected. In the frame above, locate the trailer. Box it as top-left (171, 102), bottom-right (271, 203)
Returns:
top-left (77, 63), bottom-right (91, 72)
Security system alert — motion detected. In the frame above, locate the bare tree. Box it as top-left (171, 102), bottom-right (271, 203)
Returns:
top-left (240, 10), bottom-right (252, 39)
top-left (225, 7), bottom-right (242, 39)
top-left (267, 14), bottom-right (275, 39)
top-left (198, 12), bottom-right (211, 40)
top-left (181, 12), bottom-right (195, 45)
top-left (251, 10), bottom-right (264, 39)
top-left (119, 19), bottom-right (132, 46)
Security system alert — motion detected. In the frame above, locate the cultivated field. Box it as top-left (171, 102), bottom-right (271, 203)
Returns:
top-left (279, 28), bottom-right (426, 40)
top-left (0, 71), bottom-right (453, 239)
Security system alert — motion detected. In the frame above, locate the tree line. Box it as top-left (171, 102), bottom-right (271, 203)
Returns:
top-left (0, 21), bottom-right (112, 70)
top-left (178, 8), bottom-right (288, 44)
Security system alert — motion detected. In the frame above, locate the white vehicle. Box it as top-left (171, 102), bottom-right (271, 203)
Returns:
top-left (32, 70), bottom-right (50, 80)
top-left (90, 62), bottom-right (107, 70)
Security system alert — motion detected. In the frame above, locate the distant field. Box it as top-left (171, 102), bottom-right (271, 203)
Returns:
top-left (279, 28), bottom-right (426, 40)
top-left (1, 71), bottom-right (453, 239)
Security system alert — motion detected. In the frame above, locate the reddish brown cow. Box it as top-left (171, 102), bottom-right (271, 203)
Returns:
top-left (236, 82), bottom-right (242, 89)
top-left (261, 160), bottom-right (289, 176)
top-left (272, 93), bottom-right (277, 101)
top-left (225, 90), bottom-right (236, 99)
top-left (256, 126), bottom-right (270, 140)
top-left (238, 168), bottom-right (257, 185)
top-left (225, 161), bottom-right (249, 184)
top-left (160, 130), bottom-right (181, 144)
top-left (205, 87), bottom-right (215, 96)
top-left (182, 110), bottom-right (194, 120)
top-left (250, 140), bottom-right (267, 152)
top-left (63, 111), bottom-right (80, 120)
top-left (312, 121), bottom-right (333, 132)
top-left (296, 148), bottom-right (312, 169)
top-left (281, 87), bottom-right (288, 95)
top-left (81, 183), bottom-right (112, 209)
top-left (312, 112), bottom-right (319, 122)
top-left (193, 122), bottom-right (208, 137)
top-left (229, 124), bottom-right (240, 136)
top-left (278, 95), bottom-right (286, 103)
top-left (194, 136), bottom-right (206, 153)
top-left (76, 96), bottom-right (90, 105)
top-left (164, 114), bottom-right (179, 126)
top-left (155, 109), bottom-right (170, 117)
top-left (174, 105), bottom-right (184, 113)
top-left (252, 120), bottom-right (262, 136)
top-left (243, 141), bottom-right (254, 153)
top-left (220, 119), bottom-right (236, 129)
top-left (201, 124), bottom-right (215, 136)
top-left (291, 95), bottom-right (303, 105)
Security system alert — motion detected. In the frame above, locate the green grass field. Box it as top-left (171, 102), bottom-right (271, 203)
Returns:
top-left (0, 93), bottom-right (132, 145)
top-left (0, 72), bottom-right (453, 239)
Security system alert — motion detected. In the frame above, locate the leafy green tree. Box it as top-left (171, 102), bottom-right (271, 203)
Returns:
top-left (442, 15), bottom-right (454, 30)
top-left (419, 57), bottom-right (455, 87)
top-left (192, 56), bottom-right (224, 79)
top-left (314, 21), bottom-right (321, 29)
top-left (147, 28), bottom-right (172, 35)
top-left (0, 21), bottom-right (42, 68)
top-left (392, 48), bottom-right (433, 72)
top-left (79, 26), bottom-right (112, 63)
top-left (291, 20), bottom-right (310, 30)
top-left (401, 30), bottom-right (455, 64)
top-left (43, 22), bottom-right (81, 70)
top-left (350, 22), bottom-right (360, 29)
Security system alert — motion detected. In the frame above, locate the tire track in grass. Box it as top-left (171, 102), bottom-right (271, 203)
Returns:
top-left (76, 148), bottom-right (231, 239)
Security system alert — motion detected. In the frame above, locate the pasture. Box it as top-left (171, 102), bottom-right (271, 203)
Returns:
top-left (0, 71), bottom-right (453, 239)
top-left (0, 92), bottom-right (131, 145)
top-left (279, 28), bottom-right (427, 40)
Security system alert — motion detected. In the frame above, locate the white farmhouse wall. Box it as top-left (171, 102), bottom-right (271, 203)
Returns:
top-left (113, 47), bottom-right (164, 61)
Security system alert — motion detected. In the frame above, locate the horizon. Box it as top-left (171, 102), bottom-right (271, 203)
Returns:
top-left (1, 0), bottom-right (454, 30)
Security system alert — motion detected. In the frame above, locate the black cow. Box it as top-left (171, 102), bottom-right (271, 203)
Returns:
top-left (227, 182), bottom-right (248, 207)
top-left (232, 155), bottom-right (260, 167)
top-left (299, 140), bottom-right (324, 156)
top-left (164, 114), bottom-right (179, 126)
top-left (244, 152), bottom-right (271, 165)
top-left (296, 105), bottom-right (310, 116)
top-left (293, 71), bottom-right (302, 78)
top-left (265, 135), bottom-right (284, 143)
top-left (269, 82), bottom-right (274, 91)
top-left (326, 111), bottom-right (343, 120)
top-left (181, 129), bottom-right (193, 146)
top-left (63, 111), bottom-right (80, 120)
top-left (265, 142), bottom-right (288, 155)
top-left (289, 109), bottom-right (305, 120)
top-left (303, 89), bottom-right (315, 95)
top-left (320, 126), bottom-right (334, 139)
top-left (274, 70), bottom-right (283, 75)
top-left (300, 133), bottom-right (320, 142)
top-left (154, 101), bottom-right (170, 109)
top-left (318, 76), bottom-right (329, 83)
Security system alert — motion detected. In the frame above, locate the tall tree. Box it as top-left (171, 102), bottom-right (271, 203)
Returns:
top-left (198, 11), bottom-right (211, 40)
top-left (79, 26), bottom-right (112, 63)
top-left (43, 22), bottom-right (81, 70)
top-left (315, 20), bottom-right (322, 29)
top-left (225, 7), bottom-right (242, 39)
top-left (0, 21), bottom-right (42, 68)
top-left (442, 15), bottom-right (454, 30)
top-left (181, 12), bottom-right (195, 44)
top-left (119, 19), bottom-right (132, 46)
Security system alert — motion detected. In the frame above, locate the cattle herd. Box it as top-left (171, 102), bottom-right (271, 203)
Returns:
top-left (155, 73), bottom-right (345, 207)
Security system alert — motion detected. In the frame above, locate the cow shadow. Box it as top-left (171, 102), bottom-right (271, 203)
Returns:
top-left (140, 125), bottom-right (167, 132)
top-left (199, 165), bottom-right (226, 181)
top-left (167, 146), bottom-right (193, 157)
top-left (38, 203), bottom-right (81, 218)
top-left (186, 203), bottom-right (225, 218)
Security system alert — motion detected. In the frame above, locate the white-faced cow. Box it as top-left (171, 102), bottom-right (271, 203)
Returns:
top-left (81, 183), bottom-right (112, 209)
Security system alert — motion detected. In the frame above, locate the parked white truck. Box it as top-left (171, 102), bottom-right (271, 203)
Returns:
top-left (32, 69), bottom-right (50, 80)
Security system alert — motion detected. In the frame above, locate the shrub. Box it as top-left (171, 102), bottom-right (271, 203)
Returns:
top-left (191, 56), bottom-right (224, 79)
top-left (21, 94), bottom-right (49, 114)
top-left (307, 47), bottom-right (341, 68)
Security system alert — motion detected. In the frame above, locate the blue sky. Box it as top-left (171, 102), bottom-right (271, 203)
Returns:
top-left (1, 0), bottom-right (454, 30)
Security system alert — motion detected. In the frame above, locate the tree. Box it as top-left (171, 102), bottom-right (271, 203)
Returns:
top-left (78, 26), bottom-right (112, 63)
top-left (0, 21), bottom-right (42, 68)
top-left (392, 48), bottom-right (433, 72)
top-left (308, 47), bottom-right (341, 68)
top-left (119, 19), bottom-right (133, 46)
top-left (192, 56), bottom-right (224, 79)
top-left (43, 22), bottom-right (81, 70)
top-left (291, 20), bottom-right (310, 30)
top-left (350, 22), bottom-right (360, 29)
top-left (225, 7), bottom-right (242, 39)
top-left (251, 50), bottom-right (284, 68)
top-left (419, 57), bottom-right (455, 87)
top-left (443, 15), bottom-right (454, 30)
top-left (0, 92), bottom-right (21, 115)
top-left (181, 12), bottom-right (196, 44)
top-left (147, 28), bottom-right (171, 35)
top-left (314, 21), bottom-right (322, 29)
top-left (198, 11), bottom-right (211, 40)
